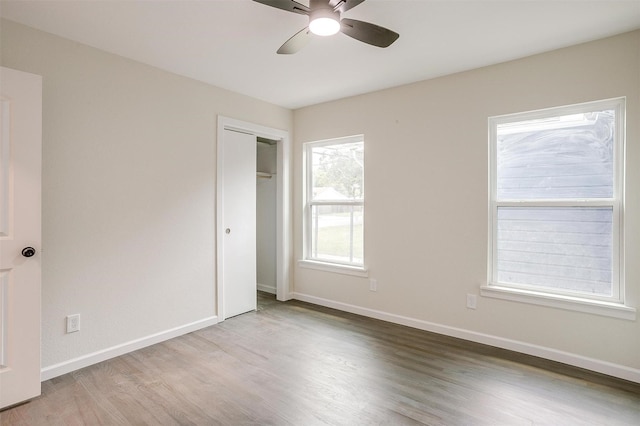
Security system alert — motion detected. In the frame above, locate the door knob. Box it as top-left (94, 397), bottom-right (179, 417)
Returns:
top-left (225, 228), bottom-right (231, 234)
top-left (22, 247), bottom-right (36, 258)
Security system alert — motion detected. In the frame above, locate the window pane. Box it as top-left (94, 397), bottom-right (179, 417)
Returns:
top-left (311, 142), bottom-right (363, 201)
top-left (497, 110), bottom-right (614, 200)
top-left (311, 204), bottom-right (363, 265)
top-left (497, 207), bottom-right (612, 296)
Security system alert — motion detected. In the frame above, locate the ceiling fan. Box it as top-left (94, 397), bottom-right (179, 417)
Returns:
top-left (253, 0), bottom-right (399, 54)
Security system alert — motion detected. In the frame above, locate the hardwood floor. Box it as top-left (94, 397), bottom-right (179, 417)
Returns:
top-left (3, 292), bottom-right (640, 425)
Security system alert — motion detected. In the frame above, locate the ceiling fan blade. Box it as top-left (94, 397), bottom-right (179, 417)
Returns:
top-left (340, 18), bottom-right (399, 48)
top-left (252, 0), bottom-right (310, 15)
top-left (330, 0), bottom-right (366, 14)
top-left (277, 27), bottom-right (313, 54)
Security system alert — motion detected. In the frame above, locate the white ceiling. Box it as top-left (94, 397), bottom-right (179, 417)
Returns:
top-left (2, 0), bottom-right (640, 109)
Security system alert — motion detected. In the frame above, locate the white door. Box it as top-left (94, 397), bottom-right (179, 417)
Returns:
top-left (0, 67), bottom-right (42, 409)
top-left (220, 129), bottom-right (256, 319)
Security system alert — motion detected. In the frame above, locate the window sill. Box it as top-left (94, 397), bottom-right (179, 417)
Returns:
top-left (298, 260), bottom-right (368, 278)
top-left (481, 284), bottom-right (636, 320)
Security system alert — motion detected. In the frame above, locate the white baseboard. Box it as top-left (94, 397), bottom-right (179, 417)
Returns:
top-left (292, 292), bottom-right (640, 384)
top-left (257, 283), bottom-right (277, 294)
top-left (41, 315), bottom-right (219, 382)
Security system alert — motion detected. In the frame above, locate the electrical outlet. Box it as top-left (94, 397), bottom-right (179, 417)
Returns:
top-left (369, 278), bottom-right (377, 292)
top-left (66, 314), bottom-right (80, 333)
top-left (466, 294), bottom-right (477, 309)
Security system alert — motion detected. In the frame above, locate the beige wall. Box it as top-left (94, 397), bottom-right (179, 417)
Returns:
top-left (293, 31), bottom-right (640, 378)
top-left (0, 19), bottom-right (292, 370)
top-left (2, 16), bottom-right (638, 381)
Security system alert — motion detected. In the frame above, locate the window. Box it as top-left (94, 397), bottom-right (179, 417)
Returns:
top-left (486, 98), bottom-right (630, 315)
top-left (303, 136), bottom-right (364, 270)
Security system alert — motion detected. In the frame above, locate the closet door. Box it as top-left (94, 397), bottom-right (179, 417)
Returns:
top-left (220, 129), bottom-right (256, 319)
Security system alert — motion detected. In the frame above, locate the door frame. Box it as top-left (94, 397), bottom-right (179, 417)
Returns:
top-left (216, 116), bottom-right (291, 320)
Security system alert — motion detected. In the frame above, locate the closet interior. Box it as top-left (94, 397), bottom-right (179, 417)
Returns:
top-left (256, 137), bottom-right (277, 295)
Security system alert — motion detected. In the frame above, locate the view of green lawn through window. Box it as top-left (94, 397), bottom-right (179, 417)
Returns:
top-left (312, 206), bottom-right (363, 264)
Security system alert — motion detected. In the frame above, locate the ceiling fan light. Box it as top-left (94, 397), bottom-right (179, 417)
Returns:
top-left (309, 17), bottom-right (340, 36)
top-left (309, 9), bottom-right (340, 36)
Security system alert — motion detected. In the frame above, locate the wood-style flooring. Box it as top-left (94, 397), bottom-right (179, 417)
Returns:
top-left (2, 292), bottom-right (640, 425)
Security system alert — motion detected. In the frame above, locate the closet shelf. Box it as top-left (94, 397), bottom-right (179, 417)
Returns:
top-left (257, 171), bottom-right (274, 179)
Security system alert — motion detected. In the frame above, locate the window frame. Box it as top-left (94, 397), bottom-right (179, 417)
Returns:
top-left (484, 98), bottom-right (634, 319)
top-left (301, 135), bottom-right (366, 274)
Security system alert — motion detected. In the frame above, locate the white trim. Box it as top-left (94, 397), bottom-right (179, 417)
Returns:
top-left (489, 97), bottom-right (627, 125)
top-left (41, 316), bottom-right (218, 382)
top-left (481, 285), bottom-right (636, 320)
top-left (496, 199), bottom-right (616, 207)
top-left (292, 292), bottom-right (640, 384)
top-left (298, 259), bottom-right (368, 277)
top-left (257, 283), bottom-right (277, 294)
top-left (309, 200), bottom-right (364, 206)
top-left (303, 134), bottom-right (364, 148)
top-left (0, 271), bottom-right (7, 367)
top-left (217, 116), bottom-right (292, 322)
